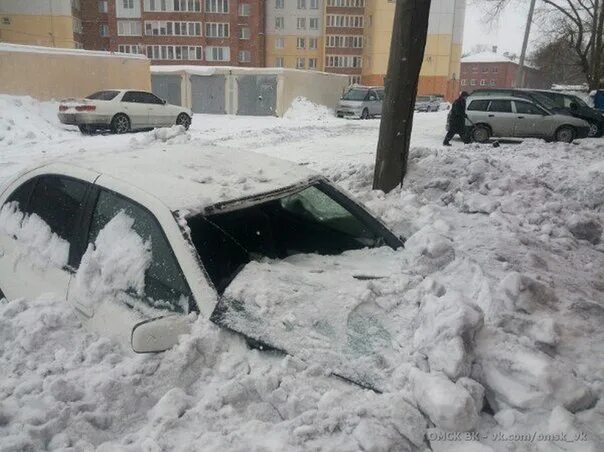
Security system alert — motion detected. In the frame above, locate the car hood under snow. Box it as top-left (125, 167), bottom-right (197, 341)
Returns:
top-left (212, 247), bottom-right (421, 391)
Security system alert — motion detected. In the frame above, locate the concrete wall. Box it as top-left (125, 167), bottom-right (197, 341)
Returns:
top-left (151, 66), bottom-right (348, 116)
top-left (277, 69), bottom-right (348, 115)
top-left (0, 44), bottom-right (151, 101)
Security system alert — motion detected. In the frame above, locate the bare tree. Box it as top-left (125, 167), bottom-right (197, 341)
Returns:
top-left (373, 0), bottom-right (432, 193)
top-left (483, 0), bottom-right (604, 89)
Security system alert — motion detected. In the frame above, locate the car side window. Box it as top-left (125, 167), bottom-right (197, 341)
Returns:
top-left (515, 101), bottom-right (543, 115)
top-left (467, 100), bottom-right (490, 111)
top-left (88, 189), bottom-right (193, 314)
top-left (29, 176), bottom-right (87, 242)
top-left (368, 91), bottom-right (378, 101)
top-left (377, 90), bottom-right (385, 100)
top-left (5, 178), bottom-right (37, 212)
top-left (488, 100), bottom-right (512, 113)
top-left (122, 91), bottom-right (143, 103)
top-left (142, 93), bottom-right (164, 104)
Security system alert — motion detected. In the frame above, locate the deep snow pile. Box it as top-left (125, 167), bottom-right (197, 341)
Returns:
top-left (1, 96), bottom-right (603, 451)
top-left (0, 95), bottom-right (74, 145)
top-left (283, 97), bottom-right (335, 122)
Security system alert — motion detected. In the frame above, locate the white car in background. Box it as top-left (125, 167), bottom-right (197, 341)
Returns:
top-left (58, 89), bottom-right (192, 134)
top-left (0, 146), bottom-right (403, 389)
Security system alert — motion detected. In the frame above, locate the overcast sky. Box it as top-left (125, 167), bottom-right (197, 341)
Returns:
top-left (463, 0), bottom-right (540, 55)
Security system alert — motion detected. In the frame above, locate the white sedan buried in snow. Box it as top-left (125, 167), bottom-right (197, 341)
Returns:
top-left (58, 89), bottom-right (193, 134)
top-left (0, 146), bottom-right (403, 389)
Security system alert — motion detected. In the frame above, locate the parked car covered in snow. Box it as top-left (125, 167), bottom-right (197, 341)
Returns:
top-left (336, 86), bottom-right (384, 119)
top-left (414, 95), bottom-right (442, 112)
top-left (466, 96), bottom-right (591, 143)
top-left (58, 89), bottom-right (192, 134)
top-left (0, 147), bottom-right (404, 389)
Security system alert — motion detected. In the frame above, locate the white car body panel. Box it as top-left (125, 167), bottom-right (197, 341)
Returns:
top-left (58, 89), bottom-right (192, 131)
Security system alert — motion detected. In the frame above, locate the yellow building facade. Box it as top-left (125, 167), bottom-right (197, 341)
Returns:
top-left (0, 0), bottom-right (82, 49)
top-left (362, 0), bottom-right (465, 100)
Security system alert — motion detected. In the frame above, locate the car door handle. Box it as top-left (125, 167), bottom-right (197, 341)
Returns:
top-left (517, 116), bottom-right (525, 119)
top-left (488, 114), bottom-right (495, 117)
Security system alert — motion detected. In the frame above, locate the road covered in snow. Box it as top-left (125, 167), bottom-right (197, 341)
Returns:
top-left (0, 95), bottom-right (603, 451)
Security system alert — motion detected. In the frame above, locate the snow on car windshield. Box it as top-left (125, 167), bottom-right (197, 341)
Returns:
top-left (186, 182), bottom-right (397, 294)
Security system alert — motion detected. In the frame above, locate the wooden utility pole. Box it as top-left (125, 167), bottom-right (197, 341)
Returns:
top-left (515, 0), bottom-right (537, 88)
top-left (373, 0), bottom-right (432, 193)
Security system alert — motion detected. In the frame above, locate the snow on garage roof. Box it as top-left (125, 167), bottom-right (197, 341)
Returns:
top-left (0, 43), bottom-right (147, 60)
top-left (64, 145), bottom-right (318, 212)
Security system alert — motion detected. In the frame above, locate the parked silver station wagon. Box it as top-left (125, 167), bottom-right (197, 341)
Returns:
top-left (466, 96), bottom-right (591, 143)
top-left (336, 86), bottom-right (384, 119)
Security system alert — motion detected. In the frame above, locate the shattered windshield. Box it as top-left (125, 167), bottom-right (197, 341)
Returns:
top-left (187, 182), bottom-right (397, 294)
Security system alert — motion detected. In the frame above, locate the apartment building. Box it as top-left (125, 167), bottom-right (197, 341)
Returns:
top-left (81, 0), bottom-right (110, 50)
top-left (324, 0), bottom-right (365, 84)
top-left (104, 0), bottom-right (265, 66)
top-left (265, 0), bottom-right (323, 71)
top-left (362, 0), bottom-right (465, 99)
top-left (0, 0), bottom-right (84, 48)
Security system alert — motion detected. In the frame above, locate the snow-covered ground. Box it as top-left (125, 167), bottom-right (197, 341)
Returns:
top-left (0, 95), bottom-right (603, 451)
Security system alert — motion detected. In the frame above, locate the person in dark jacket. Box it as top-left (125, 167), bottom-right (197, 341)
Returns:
top-left (443, 91), bottom-right (471, 146)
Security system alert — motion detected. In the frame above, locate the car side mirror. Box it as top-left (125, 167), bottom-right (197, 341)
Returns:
top-left (131, 315), bottom-right (191, 353)
top-left (162, 99), bottom-right (167, 105)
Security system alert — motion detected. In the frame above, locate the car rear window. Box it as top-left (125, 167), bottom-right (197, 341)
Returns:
top-left (85, 90), bottom-right (119, 101)
top-left (467, 100), bottom-right (490, 111)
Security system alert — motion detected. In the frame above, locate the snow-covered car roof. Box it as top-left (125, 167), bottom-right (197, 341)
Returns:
top-left (48, 145), bottom-right (319, 212)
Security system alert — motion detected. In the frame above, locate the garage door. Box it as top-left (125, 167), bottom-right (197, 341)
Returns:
top-left (151, 75), bottom-right (182, 106)
top-left (191, 75), bottom-right (226, 114)
top-left (237, 75), bottom-right (277, 116)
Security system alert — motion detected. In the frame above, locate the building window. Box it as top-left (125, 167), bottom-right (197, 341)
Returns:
top-left (326, 35), bottom-right (363, 48)
top-left (275, 0), bottom-right (284, 8)
top-left (326, 15), bottom-right (364, 28)
top-left (72, 17), bottom-right (83, 34)
top-left (100, 24), bottom-right (109, 36)
top-left (297, 18), bottom-right (306, 29)
top-left (349, 75), bottom-right (362, 85)
top-left (122, 0), bottom-right (134, 8)
top-left (239, 26), bottom-right (250, 39)
top-left (325, 55), bottom-right (362, 68)
top-left (238, 3), bottom-right (250, 16)
top-left (480, 79), bottom-right (486, 86)
top-left (461, 79), bottom-right (467, 86)
top-left (275, 57), bottom-right (284, 67)
top-left (470, 79), bottom-right (476, 86)
top-left (206, 46), bottom-right (230, 61)
top-left (205, 22), bottom-right (229, 37)
top-left (275, 37), bottom-right (284, 48)
top-left (310, 0), bottom-right (319, 8)
top-left (118, 44), bottom-right (144, 55)
top-left (205, 0), bottom-right (228, 13)
top-left (309, 38), bottom-right (317, 49)
top-left (490, 80), bottom-right (496, 86)
top-left (98, 1), bottom-right (108, 13)
top-left (239, 50), bottom-right (251, 62)
top-left (308, 58), bottom-right (317, 69)
top-left (146, 44), bottom-right (203, 60)
top-left (492, 67), bottom-right (498, 73)
top-left (145, 21), bottom-right (201, 36)
top-left (297, 0), bottom-right (306, 9)
top-left (309, 18), bottom-right (319, 30)
top-left (482, 67), bottom-right (489, 73)
top-left (296, 37), bottom-right (305, 49)
top-left (296, 57), bottom-right (305, 69)
top-left (327, 0), bottom-right (365, 5)
top-left (275, 17), bottom-right (284, 29)
top-left (145, 0), bottom-right (201, 11)
top-left (117, 20), bottom-right (142, 36)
